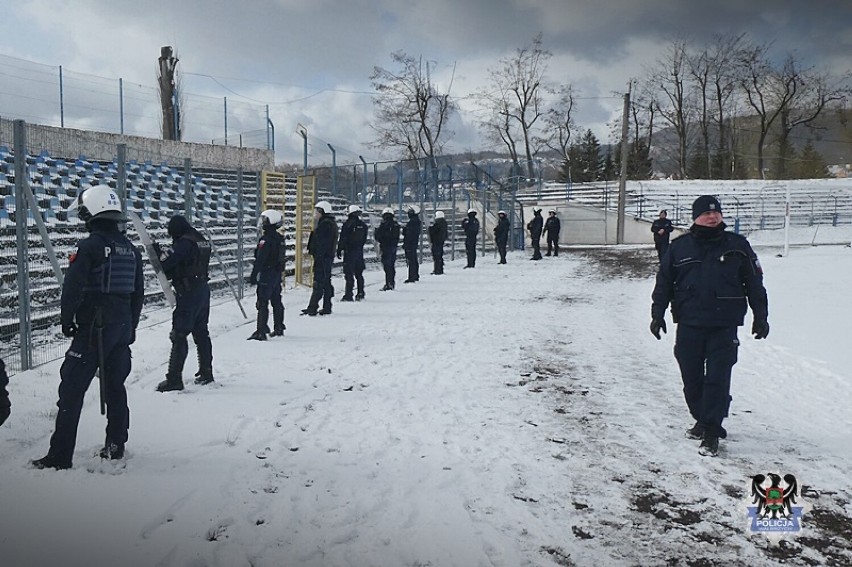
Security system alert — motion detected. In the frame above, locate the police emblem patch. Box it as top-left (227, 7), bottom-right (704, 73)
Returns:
top-left (746, 473), bottom-right (810, 541)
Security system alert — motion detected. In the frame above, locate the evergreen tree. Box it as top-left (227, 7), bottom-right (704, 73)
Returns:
top-left (573, 129), bottom-right (602, 182)
top-left (795, 140), bottom-right (829, 179)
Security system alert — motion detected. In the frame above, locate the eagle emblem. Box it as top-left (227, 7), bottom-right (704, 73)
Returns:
top-left (747, 473), bottom-right (806, 535)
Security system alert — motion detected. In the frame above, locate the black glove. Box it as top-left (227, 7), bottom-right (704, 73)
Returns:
top-left (61, 322), bottom-right (78, 338)
top-left (650, 318), bottom-right (667, 340)
top-left (152, 242), bottom-right (163, 258)
top-left (0, 405), bottom-right (9, 427)
top-left (752, 319), bottom-right (770, 340)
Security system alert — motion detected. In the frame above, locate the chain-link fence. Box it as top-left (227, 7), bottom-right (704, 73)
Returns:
top-left (0, 118), bottom-right (272, 375)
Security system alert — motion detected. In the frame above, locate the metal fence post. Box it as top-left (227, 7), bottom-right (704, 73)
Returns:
top-left (116, 144), bottom-right (127, 213)
top-left (237, 167), bottom-right (245, 298)
top-left (13, 120), bottom-right (32, 370)
top-left (184, 158), bottom-right (192, 217)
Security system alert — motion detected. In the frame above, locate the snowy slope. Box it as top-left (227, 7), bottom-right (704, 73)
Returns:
top-left (0, 241), bottom-right (850, 567)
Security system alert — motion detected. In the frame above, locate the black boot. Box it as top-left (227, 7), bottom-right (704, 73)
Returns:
top-left (157, 377), bottom-right (184, 392)
top-left (355, 291), bottom-right (365, 301)
top-left (248, 330), bottom-right (268, 340)
top-left (99, 439), bottom-right (125, 460)
top-left (32, 454), bottom-right (72, 470)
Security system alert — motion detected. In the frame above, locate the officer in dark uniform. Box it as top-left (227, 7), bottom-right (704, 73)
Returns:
top-left (462, 208), bottom-right (479, 268)
top-left (493, 210), bottom-right (510, 264)
top-left (303, 201), bottom-right (338, 315)
top-left (543, 209), bottom-right (561, 256)
top-left (402, 205), bottom-right (422, 283)
top-left (375, 207), bottom-right (401, 291)
top-left (651, 195), bottom-right (769, 457)
top-left (0, 357), bottom-right (10, 427)
top-left (248, 209), bottom-right (286, 340)
top-left (337, 204), bottom-right (368, 301)
top-left (428, 211), bottom-right (448, 274)
top-left (527, 207), bottom-right (543, 260)
top-left (33, 185), bottom-right (144, 469)
top-left (155, 215), bottom-right (213, 392)
top-left (651, 209), bottom-right (674, 261)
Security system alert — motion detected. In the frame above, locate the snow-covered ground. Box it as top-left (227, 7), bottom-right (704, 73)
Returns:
top-left (1, 239), bottom-right (851, 567)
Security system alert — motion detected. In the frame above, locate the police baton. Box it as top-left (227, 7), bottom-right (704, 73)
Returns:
top-left (95, 308), bottom-right (107, 416)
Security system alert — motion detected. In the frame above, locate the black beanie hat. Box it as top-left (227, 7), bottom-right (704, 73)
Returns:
top-left (691, 195), bottom-right (722, 220)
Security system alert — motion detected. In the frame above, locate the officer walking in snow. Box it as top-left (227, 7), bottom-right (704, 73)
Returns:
top-left (462, 208), bottom-right (479, 268)
top-left (651, 209), bottom-right (674, 262)
top-left (527, 207), bottom-right (543, 260)
top-left (33, 185), bottom-right (144, 469)
top-left (402, 205), bottom-right (422, 283)
top-left (155, 215), bottom-right (213, 392)
top-left (543, 209), bottom-right (561, 256)
top-left (493, 210), bottom-right (510, 264)
top-left (303, 201), bottom-right (338, 315)
top-left (248, 209), bottom-right (286, 340)
top-left (337, 204), bottom-right (368, 301)
top-left (0, 357), bottom-right (10, 427)
top-left (375, 207), bottom-right (401, 290)
top-left (428, 210), bottom-right (448, 274)
top-left (651, 195), bottom-right (769, 457)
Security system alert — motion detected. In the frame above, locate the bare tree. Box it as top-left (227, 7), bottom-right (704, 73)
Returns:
top-left (158, 46), bottom-right (182, 141)
top-left (707, 33), bottom-right (749, 178)
top-left (479, 34), bottom-right (551, 179)
top-left (651, 38), bottom-right (695, 179)
top-left (542, 84), bottom-right (576, 168)
top-left (775, 63), bottom-right (851, 177)
top-left (370, 51), bottom-right (456, 165)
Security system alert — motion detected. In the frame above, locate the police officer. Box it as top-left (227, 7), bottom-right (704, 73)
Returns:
top-left (651, 209), bottom-right (674, 262)
top-left (337, 204), bottom-right (368, 301)
top-left (155, 215), bottom-right (213, 391)
top-left (527, 207), bottom-right (543, 260)
top-left (303, 201), bottom-right (338, 315)
top-left (651, 195), bottom-right (769, 457)
top-left (493, 210), bottom-right (510, 264)
top-left (248, 209), bottom-right (286, 340)
top-left (33, 185), bottom-right (144, 469)
top-left (543, 209), bottom-right (561, 256)
top-left (0, 357), bottom-right (10, 427)
top-left (375, 207), bottom-right (401, 290)
top-left (428, 211), bottom-right (448, 274)
top-left (462, 208), bottom-right (479, 268)
top-left (402, 205), bottom-right (422, 283)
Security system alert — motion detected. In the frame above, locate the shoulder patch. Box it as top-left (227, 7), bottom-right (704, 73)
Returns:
top-left (69, 250), bottom-right (78, 264)
top-left (257, 239), bottom-right (266, 249)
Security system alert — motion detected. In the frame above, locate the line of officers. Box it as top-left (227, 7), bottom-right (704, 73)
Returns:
top-left (9, 186), bottom-right (563, 470)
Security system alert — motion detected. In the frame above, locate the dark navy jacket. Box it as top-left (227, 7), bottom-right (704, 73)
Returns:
top-left (651, 218), bottom-right (674, 245)
top-left (338, 214), bottom-right (368, 257)
top-left (402, 213), bottom-right (422, 251)
top-left (527, 212), bottom-right (543, 239)
top-left (250, 225), bottom-right (285, 285)
top-left (308, 214), bottom-right (339, 259)
top-left (429, 218), bottom-right (448, 245)
top-left (494, 217), bottom-right (510, 244)
top-left (544, 216), bottom-right (561, 238)
top-left (375, 216), bottom-right (401, 250)
top-left (61, 221), bottom-right (144, 329)
top-left (461, 215), bottom-right (479, 244)
top-left (160, 217), bottom-right (211, 295)
top-left (652, 225), bottom-right (768, 327)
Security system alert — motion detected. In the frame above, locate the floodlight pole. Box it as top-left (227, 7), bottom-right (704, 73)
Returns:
top-left (327, 143), bottom-right (337, 196)
top-left (297, 124), bottom-right (308, 175)
top-left (616, 82), bottom-right (631, 244)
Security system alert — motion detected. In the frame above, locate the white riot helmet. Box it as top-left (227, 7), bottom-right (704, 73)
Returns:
top-left (434, 211), bottom-right (445, 219)
top-left (259, 209), bottom-right (283, 228)
top-left (407, 204), bottom-right (420, 215)
top-left (532, 206), bottom-right (542, 213)
top-left (348, 204), bottom-right (362, 214)
top-left (498, 210), bottom-right (507, 216)
top-left (315, 200), bottom-right (333, 214)
top-left (73, 185), bottom-right (124, 223)
top-left (549, 209), bottom-right (557, 215)
top-left (467, 208), bottom-right (477, 215)
top-left (382, 207), bottom-right (394, 216)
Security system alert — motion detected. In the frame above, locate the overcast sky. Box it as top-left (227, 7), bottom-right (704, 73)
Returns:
top-left (1, 0), bottom-right (850, 166)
